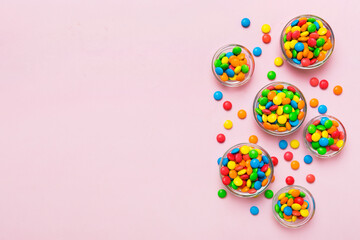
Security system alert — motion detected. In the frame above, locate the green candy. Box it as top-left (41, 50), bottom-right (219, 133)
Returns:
top-left (295, 109), bottom-right (300, 115)
top-left (328, 137), bottom-right (334, 146)
top-left (283, 35), bottom-right (287, 43)
top-left (299, 192), bottom-right (306, 198)
top-left (286, 91), bottom-right (294, 99)
top-left (282, 89), bottom-right (288, 93)
top-left (275, 204), bottom-right (280, 213)
top-left (283, 104), bottom-right (292, 114)
top-left (250, 172), bottom-right (258, 181)
top-left (314, 48), bottom-right (320, 57)
top-left (232, 46), bottom-right (242, 55)
top-left (317, 38), bottom-right (325, 47)
top-left (219, 53), bottom-right (226, 60)
top-left (262, 89), bottom-right (270, 97)
top-left (324, 120), bottom-right (333, 129)
top-left (214, 59), bottom-right (221, 67)
top-left (241, 64), bottom-right (249, 73)
top-left (267, 71), bottom-right (276, 80)
top-left (292, 49), bottom-right (297, 58)
top-left (289, 112), bottom-right (298, 121)
top-left (249, 149), bottom-right (258, 158)
top-left (256, 108), bottom-right (263, 115)
top-left (308, 18), bottom-right (316, 23)
top-left (251, 182), bottom-right (255, 188)
top-left (230, 181), bottom-right (238, 190)
top-left (312, 141), bottom-right (320, 149)
top-left (279, 211), bottom-right (284, 219)
top-left (258, 97), bottom-right (268, 106)
top-left (295, 92), bottom-right (300, 98)
top-left (264, 190), bottom-right (274, 199)
top-left (218, 189), bottom-right (227, 198)
top-left (308, 46), bottom-right (315, 51)
top-left (220, 63), bottom-right (229, 70)
top-left (317, 125), bottom-right (326, 131)
top-left (308, 23), bottom-right (316, 33)
top-left (317, 147), bottom-right (327, 155)
top-left (308, 124), bottom-right (316, 134)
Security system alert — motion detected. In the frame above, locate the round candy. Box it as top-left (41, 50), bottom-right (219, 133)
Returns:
top-left (218, 189), bottom-right (227, 198)
top-left (250, 206), bottom-right (259, 215)
top-left (310, 77), bottom-right (319, 87)
top-left (267, 71), bottom-right (276, 80)
top-left (261, 24), bottom-right (271, 33)
top-left (290, 140), bottom-right (300, 149)
top-left (253, 47), bottom-right (262, 57)
top-left (319, 79), bottom-right (329, 89)
top-left (284, 206), bottom-right (292, 216)
top-left (284, 151), bottom-right (293, 161)
top-left (304, 155), bottom-right (313, 164)
top-left (279, 140), bottom-right (288, 150)
top-left (262, 34), bottom-right (271, 44)
top-left (271, 156), bottom-right (278, 166)
top-left (306, 174), bottom-right (315, 183)
top-left (286, 176), bottom-right (295, 185)
top-left (318, 105), bottom-right (327, 114)
top-left (310, 98), bottom-right (319, 108)
top-left (241, 18), bottom-right (251, 28)
top-left (333, 85), bottom-right (343, 95)
top-left (294, 42), bottom-right (304, 52)
top-left (264, 190), bottom-right (274, 199)
top-left (274, 57), bottom-right (283, 67)
top-left (238, 109), bottom-right (247, 119)
top-left (223, 101), bottom-right (232, 111)
top-left (249, 135), bottom-right (258, 144)
top-left (291, 160), bottom-right (300, 170)
top-left (224, 120), bottom-right (233, 129)
top-left (213, 91), bottom-right (223, 101)
top-left (217, 133), bottom-right (225, 143)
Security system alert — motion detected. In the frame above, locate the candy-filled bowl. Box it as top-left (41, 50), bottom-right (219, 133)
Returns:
top-left (280, 15), bottom-right (335, 69)
top-left (212, 44), bottom-right (255, 87)
top-left (253, 82), bottom-right (307, 136)
top-left (303, 115), bottom-right (346, 158)
top-left (272, 185), bottom-right (315, 228)
top-left (219, 143), bottom-right (274, 198)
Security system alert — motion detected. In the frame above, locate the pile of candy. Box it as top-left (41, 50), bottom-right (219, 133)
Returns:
top-left (254, 84), bottom-right (306, 133)
top-left (275, 188), bottom-right (310, 222)
top-left (282, 16), bottom-right (333, 67)
top-left (214, 46), bottom-right (250, 82)
top-left (305, 116), bottom-right (345, 155)
top-left (219, 145), bottom-right (272, 194)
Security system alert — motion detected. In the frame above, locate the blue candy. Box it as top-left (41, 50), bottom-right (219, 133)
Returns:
top-left (257, 114), bottom-right (263, 123)
top-left (304, 155), bottom-right (313, 164)
top-left (289, 119), bottom-right (299, 127)
top-left (259, 161), bottom-right (264, 168)
top-left (320, 117), bottom-right (329, 125)
top-left (277, 200), bottom-right (281, 208)
top-left (314, 21), bottom-right (320, 30)
top-left (215, 67), bottom-right (223, 75)
top-left (294, 42), bottom-right (304, 52)
top-left (226, 52), bottom-right (234, 58)
top-left (291, 100), bottom-right (298, 109)
top-left (253, 47), bottom-right (262, 57)
top-left (241, 18), bottom-right (251, 28)
top-left (250, 159), bottom-right (260, 168)
top-left (262, 155), bottom-right (269, 164)
top-left (213, 91), bottom-right (223, 101)
top-left (217, 157), bottom-right (222, 165)
top-left (291, 20), bottom-right (299, 27)
top-left (250, 206), bottom-right (259, 215)
top-left (279, 140), bottom-right (288, 149)
top-left (225, 69), bottom-right (235, 77)
top-left (257, 171), bottom-right (265, 178)
top-left (293, 58), bottom-right (301, 64)
top-left (222, 158), bottom-right (229, 166)
top-left (254, 181), bottom-right (262, 190)
top-left (265, 102), bottom-right (273, 109)
top-left (318, 105), bottom-right (327, 114)
top-left (284, 206), bottom-right (293, 216)
top-left (319, 137), bottom-right (329, 147)
top-left (231, 148), bottom-right (240, 154)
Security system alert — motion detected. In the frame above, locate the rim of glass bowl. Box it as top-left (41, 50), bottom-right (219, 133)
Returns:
top-left (219, 143), bottom-right (274, 198)
top-left (252, 82), bottom-right (307, 136)
top-left (211, 44), bottom-right (255, 87)
top-left (272, 185), bottom-right (315, 228)
top-left (280, 14), bottom-right (335, 69)
top-left (303, 114), bottom-right (346, 158)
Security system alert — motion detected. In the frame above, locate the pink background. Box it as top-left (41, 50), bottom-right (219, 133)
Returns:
top-left (0, 0), bottom-right (359, 239)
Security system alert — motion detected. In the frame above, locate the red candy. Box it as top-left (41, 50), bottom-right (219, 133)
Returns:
top-left (222, 176), bottom-right (231, 185)
top-left (235, 153), bottom-right (242, 163)
top-left (310, 77), bottom-right (319, 87)
top-left (217, 134), bottom-right (225, 143)
top-left (223, 101), bottom-right (232, 111)
top-left (306, 174), bottom-right (315, 183)
top-left (301, 58), bottom-right (310, 67)
top-left (306, 133), bottom-right (312, 142)
top-left (262, 34), bottom-right (271, 43)
top-left (220, 166), bottom-right (229, 176)
top-left (319, 79), bottom-right (329, 89)
top-left (284, 151), bottom-right (293, 161)
top-left (294, 197), bottom-right (304, 205)
top-left (227, 153), bottom-right (235, 161)
top-left (292, 31), bottom-right (300, 39)
top-left (308, 38), bottom-right (317, 47)
top-left (271, 156), bottom-right (278, 166)
top-left (286, 176), bottom-right (295, 185)
top-left (287, 86), bottom-right (296, 93)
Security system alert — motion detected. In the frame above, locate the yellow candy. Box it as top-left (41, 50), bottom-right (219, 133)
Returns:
top-left (292, 216), bottom-right (297, 222)
top-left (274, 57), bottom-right (283, 67)
top-left (227, 161), bottom-right (236, 170)
top-left (238, 169), bottom-right (247, 175)
top-left (336, 140), bottom-right (344, 148)
top-left (318, 27), bottom-right (327, 36)
top-left (221, 57), bottom-right (229, 64)
top-left (316, 20), bottom-right (324, 28)
top-left (277, 106), bottom-right (284, 115)
top-left (284, 42), bottom-right (291, 50)
top-left (292, 203), bottom-right (301, 211)
top-left (224, 120), bottom-right (233, 130)
top-left (290, 140), bottom-right (300, 149)
top-left (240, 145), bottom-right (250, 154)
top-left (234, 66), bottom-right (241, 74)
top-left (233, 177), bottom-right (243, 186)
top-left (259, 105), bottom-right (265, 110)
top-left (273, 96), bottom-right (282, 105)
top-left (290, 40), bottom-right (298, 49)
top-left (267, 114), bottom-right (277, 123)
top-left (262, 114), bottom-right (268, 123)
top-left (265, 167), bottom-right (271, 177)
top-left (291, 26), bottom-right (301, 32)
top-left (278, 193), bottom-right (286, 200)
top-left (229, 76), bottom-right (236, 81)
top-left (312, 133), bottom-right (321, 142)
top-left (285, 218), bottom-right (292, 222)
top-left (261, 24), bottom-right (271, 33)
top-left (300, 31), bottom-right (309, 37)
top-left (278, 92), bottom-right (286, 99)
top-left (300, 209), bottom-right (309, 217)
top-left (285, 26), bottom-right (292, 34)
top-left (247, 179), bottom-right (252, 187)
top-left (293, 95), bottom-right (300, 103)
top-left (281, 204), bottom-right (287, 211)
top-left (256, 149), bottom-right (262, 155)
top-left (322, 131), bottom-right (329, 138)
top-left (278, 115), bottom-right (287, 125)
top-left (283, 113), bottom-right (289, 119)
top-left (288, 189), bottom-right (294, 194)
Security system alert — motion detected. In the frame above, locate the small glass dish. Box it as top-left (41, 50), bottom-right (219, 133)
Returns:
top-left (211, 44), bottom-right (255, 87)
top-left (303, 115), bottom-right (346, 158)
top-left (219, 143), bottom-right (274, 198)
top-left (280, 14), bottom-right (335, 69)
top-left (253, 82), bottom-right (307, 136)
top-left (272, 185), bottom-right (315, 228)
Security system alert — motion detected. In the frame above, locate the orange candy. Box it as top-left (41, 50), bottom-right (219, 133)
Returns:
top-left (238, 109), bottom-right (247, 119)
top-left (220, 73), bottom-right (228, 81)
top-left (291, 160), bottom-right (300, 170)
top-left (249, 135), bottom-right (258, 144)
top-left (236, 72), bottom-right (245, 81)
top-left (298, 100), bottom-right (305, 109)
top-left (298, 111), bottom-right (305, 120)
top-left (333, 85), bottom-right (343, 95)
top-left (310, 98), bottom-right (319, 108)
top-left (291, 189), bottom-right (300, 197)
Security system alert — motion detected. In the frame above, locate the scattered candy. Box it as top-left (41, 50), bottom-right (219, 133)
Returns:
top-left (261, 24), bottom-right (271, 33)
top-left (318, 105), bottom-right (327, 114)
top-left (279, 140), bottom-right (288, 150)
top-left (265, 190), bottom-right (274, 199)
top-left (249, 135), bottom-right (258, 144)
top-left (290, 140), bottom-right (300, 149)
top-left (275, 188), bottom-right (310, 222)
top-left (217, 134), bottom-right (226, 143)
top-left (267, 71), bottom-right (276, 80)
top-left (319, 79), bottom-right (329, 90)
top-left (214, 91), bottom-right (223, 101)
top-left (224, 120), bottom-right (233, 130)
top-left (291, 160), bottom-right (300, 170)
top-left (310, 98), bottom-right (319, 108)
top-left (304, 155), bottom-right (313, 164)
top-left (238, 109), bottom-right (247, 119)
top-left (306, 174), bottom-right (315, 183)
top-left (218, 189), bottom-right (227, 198)
top-left (284, 151), bottom-right (293, 161)
top-left (286, 176), bottom-right (295, 185)
top-left (262, 34), bottom-right (271, 44)
top-left (241, 18), bottom-right (251, 28)
top-left (223, 101), bottom-right (232, 111)
top-left (271, 156), bottom-right (278, 166)
top-left (333, 85), bottom-right (343, 95)
top-left (282, 16), bottom-right (333, 67)
top-left (305, 116), bottom-right (345, 155)
top-left (274, 57), bottom-right (283, 67)
top-left (310, 77), bottom-right (319, 87)
top-left (253, 47), bottom-right (262, 57)
top-left (250, 206), bottom-right (259, 215)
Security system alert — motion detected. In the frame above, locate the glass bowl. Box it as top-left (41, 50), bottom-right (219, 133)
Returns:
top-left (280, 14), bottom-right (335, 69)
top-left (253, 82), bottom-right (307, 136)
top-left (211, 44), bottom-right (255, 87)
top-left (303, 115), bottom-right (346, 158)
top-left (272, 185), bottom-right (315, 228)
top-left (219, 143), bottom-right (274, 198)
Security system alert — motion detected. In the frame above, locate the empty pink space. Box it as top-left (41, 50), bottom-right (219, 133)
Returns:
top-left (0, 0), bottom-right (359, 239)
